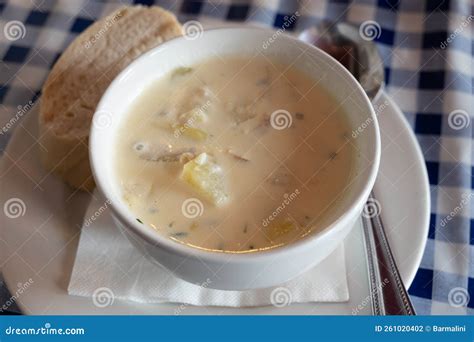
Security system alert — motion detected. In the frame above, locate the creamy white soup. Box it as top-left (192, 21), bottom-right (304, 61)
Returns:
top-left (115, 56), bottom-right (355, 253)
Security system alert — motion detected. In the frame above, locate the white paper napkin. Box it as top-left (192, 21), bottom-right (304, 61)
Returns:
top-left (68, 192), bottom-right (349, 307)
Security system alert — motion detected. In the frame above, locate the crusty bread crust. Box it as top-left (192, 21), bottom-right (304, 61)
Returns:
top-left (39, 5), bottom-right (183, 191)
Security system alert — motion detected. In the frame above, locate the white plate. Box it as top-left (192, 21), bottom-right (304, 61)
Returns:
top-left (0, 92), bottom-right (429, 315)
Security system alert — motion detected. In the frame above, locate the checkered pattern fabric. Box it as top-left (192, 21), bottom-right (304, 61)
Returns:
top-left (0, 0), bottom-right (473, 315)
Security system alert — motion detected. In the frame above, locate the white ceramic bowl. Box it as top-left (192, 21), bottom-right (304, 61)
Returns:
top-left (90, 27), bottom-right (380, 290)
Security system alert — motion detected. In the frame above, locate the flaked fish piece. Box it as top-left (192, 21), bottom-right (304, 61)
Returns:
top-left (133, 142), bottom-right (196, 163)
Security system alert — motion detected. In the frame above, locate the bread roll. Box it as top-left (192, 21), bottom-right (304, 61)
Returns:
top-left (39, 5), bottom-right (183, 191)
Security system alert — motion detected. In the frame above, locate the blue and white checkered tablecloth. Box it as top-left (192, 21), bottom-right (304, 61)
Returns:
top-left (0, 0), bottom-right (473, 315)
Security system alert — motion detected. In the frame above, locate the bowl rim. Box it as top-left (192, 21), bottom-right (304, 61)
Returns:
top-left (90, 26), bottom-right (381, 264)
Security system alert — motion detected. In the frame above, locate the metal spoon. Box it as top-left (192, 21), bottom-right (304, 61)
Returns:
top-left (299, 21), bottom-right (415, 315)
top-left (299, 20), bottom-right (384, 99)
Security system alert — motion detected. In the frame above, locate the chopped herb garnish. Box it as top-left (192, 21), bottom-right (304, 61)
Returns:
top-left (168, 221), bottom-right (175, 228)
top-left (136, 218), bottom-right (143, 224)
top-left (256, 66), bottom-right (272, 86)
top-left (228, 150), bottom-right (250, 162)
top-left (134, 142), bottom-right (145, 151)
top-left (170, 232), bottom-right (188, 238)
top-left (171, 66), bottom-right (193, 78)
top-left (256, 78), bottom-right (270, 86)
top-left (295, 112), bottom-right (304, 120)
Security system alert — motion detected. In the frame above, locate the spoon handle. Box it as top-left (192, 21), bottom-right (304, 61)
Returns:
top-left (361, 192), bottom-right (416, 315)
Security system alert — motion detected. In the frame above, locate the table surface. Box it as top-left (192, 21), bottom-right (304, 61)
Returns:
top-left (0, 0), bottom-right (473, 315)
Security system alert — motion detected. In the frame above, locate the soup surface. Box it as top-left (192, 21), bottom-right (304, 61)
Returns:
top-left (115, 56), bottom-right (355, 252)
